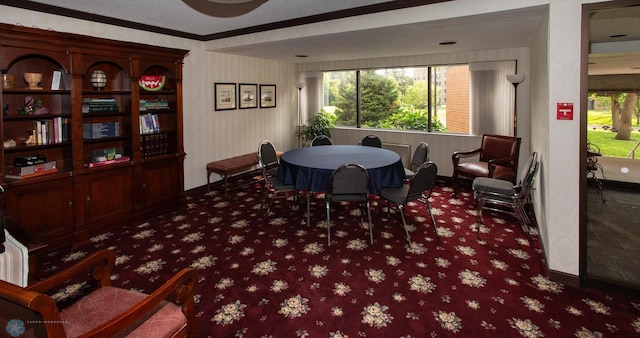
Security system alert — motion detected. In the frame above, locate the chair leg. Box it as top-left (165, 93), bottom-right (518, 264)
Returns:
top-left (306, 192), bottom-right (311, 227)
top-left (398, 205), bottom-right (411, 244)
top-left (476, 197), bottom-right (484, 237)
top-left (366, 200), bottom-right (373, 244)
top-left (452, 173), bottom-right (459, 197)
top-left (326, 200), bottom-right (331, 246)
top-left (425, 201), bottom-right (439, 239)
top-left (514, 199), bottom-right (533, 243)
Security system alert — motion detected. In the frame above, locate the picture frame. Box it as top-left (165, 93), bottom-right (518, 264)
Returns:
top-left (259, 84), bottom-right (276, 108)
top-left (238, 83), bottom-right (258, 109)
top-left (214, 82), bottom-right (236, 111)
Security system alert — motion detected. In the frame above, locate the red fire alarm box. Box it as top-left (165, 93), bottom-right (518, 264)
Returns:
top-left (557, 102), bottom-right (574, 120)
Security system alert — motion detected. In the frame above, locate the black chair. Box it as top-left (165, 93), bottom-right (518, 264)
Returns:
top-left (405, 142), bottom-right (429, 179)
top-left (258, 162), bottom-right (298, 220)
top-left (380, 162), bottom-right (439, 243)
top-left (325, 163), bottom-right (373, 246)
top-left (472, 152), bottom-right (538, 243)
top-left (311, 135), bottom-right (333, 146)
top-left (259, 139), bottom-right (279, 176)
top-left (361, 134), bottom-right (382, 148)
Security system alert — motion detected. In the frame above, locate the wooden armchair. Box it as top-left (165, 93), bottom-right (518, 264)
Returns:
top-left (0, 249), bottom-right (198, 337)
top-left (451, 134), bottom-right (521, 196)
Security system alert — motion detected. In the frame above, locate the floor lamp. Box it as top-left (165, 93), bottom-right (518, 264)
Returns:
top-left (507, 74), bottom-right (525, 136)
top-left (296, 81), bottom-right (305, 148)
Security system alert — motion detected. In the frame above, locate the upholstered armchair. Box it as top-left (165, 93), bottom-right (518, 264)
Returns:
top-left (451, 134), bottom-right (521, 196)
top-left (0, 249), bottom-right (198, 337)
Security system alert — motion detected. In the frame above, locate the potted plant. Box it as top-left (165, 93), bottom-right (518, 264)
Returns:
top-left (299, 110), bottom-right (334, 146)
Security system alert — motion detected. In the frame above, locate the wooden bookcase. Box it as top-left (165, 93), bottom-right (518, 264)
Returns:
top-left (0, 24), bottom-right (187, 251)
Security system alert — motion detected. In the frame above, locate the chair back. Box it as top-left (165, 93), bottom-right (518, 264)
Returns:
top-left (479, 134), bottom-right (521, 169)
top-left (410, 142), bottom-right (430, 170)
top-left (329, 163), bottom-right (370, 201)
top-left (311, 135), bottom-right (333, 146)
top-left (361, 134), bottom-right (382, 148)
top-left (408, 162), bottom-right (438, 201)
top-left (259, 140), bottom-right (278, 168)
top-left (517, 152), bottom-right (539, 200)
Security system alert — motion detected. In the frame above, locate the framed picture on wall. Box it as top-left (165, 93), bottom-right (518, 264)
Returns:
top-left (214, 82), bottom-right (236, 111)
top-left (259, 84), bottom-right (276, 108)
top-left (238, 83), bottom-right (258, 109)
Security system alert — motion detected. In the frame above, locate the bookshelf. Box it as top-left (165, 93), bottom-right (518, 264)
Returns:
top-left (0, 23), bottom-right (187, 251)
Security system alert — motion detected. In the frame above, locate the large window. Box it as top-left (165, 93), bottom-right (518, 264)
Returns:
top-left (322, 61), bottom-right (516, 136)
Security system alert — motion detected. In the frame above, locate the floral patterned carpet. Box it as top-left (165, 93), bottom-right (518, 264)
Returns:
top-left (39, 177), bottom-right (640, 337)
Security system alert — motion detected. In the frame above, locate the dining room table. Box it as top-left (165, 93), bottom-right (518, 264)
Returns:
top-left (277, 145), bottom-right (406, 225)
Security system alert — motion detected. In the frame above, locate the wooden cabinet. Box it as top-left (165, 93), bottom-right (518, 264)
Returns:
top-left (0, 24), bottom-right (187, 252)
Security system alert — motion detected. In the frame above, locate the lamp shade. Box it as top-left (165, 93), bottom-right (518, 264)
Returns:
top-left (507, 74), bottom-right (525, 84)
top-left (296, 82), bottom-right (305, 89)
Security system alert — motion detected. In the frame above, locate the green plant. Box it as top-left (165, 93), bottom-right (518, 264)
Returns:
top-left (299, 110), bottom-right (335, 144)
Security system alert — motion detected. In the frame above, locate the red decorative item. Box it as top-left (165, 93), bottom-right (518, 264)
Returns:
top-left (139, 75), bottom-right (166, 91)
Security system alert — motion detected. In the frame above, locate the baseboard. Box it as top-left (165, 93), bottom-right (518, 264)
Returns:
top-left (547, 269), bottom-right (580, 287)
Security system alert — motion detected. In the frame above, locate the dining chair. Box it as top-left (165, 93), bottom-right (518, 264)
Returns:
top-left (325, 163), bottom-right (373, 246)
top-left (360, 134), bottom-right (382, 148)
top-left (472, 152), bottom-right (538, 243)
top-left (380, 161), bottom-right (439, 243)
top-left (0, 249), bottom-right (198, 337)
top-left (311, 135), bottom-right (333, 146)
top-left (258, 139), bottom-right (280, 176)
top-left (451, 134), bottom-right (521, 197)
top-left (405, 142), bottom-right (429, 179)
top-left (258, 160), bottom-right (299, 220)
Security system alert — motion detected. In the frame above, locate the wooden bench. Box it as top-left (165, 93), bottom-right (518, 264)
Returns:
top-left (206, 153), bottom-right (260, 196)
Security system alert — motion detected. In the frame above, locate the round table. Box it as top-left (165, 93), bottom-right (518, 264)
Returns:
top-left (278, 145), bottom-right (405, 195)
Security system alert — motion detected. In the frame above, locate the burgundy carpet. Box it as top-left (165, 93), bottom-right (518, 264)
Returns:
top-left (38, 177), bottom-right (640, 337)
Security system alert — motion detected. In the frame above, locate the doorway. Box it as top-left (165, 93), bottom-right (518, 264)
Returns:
top-left (583, 2), bottom-right (640, 296)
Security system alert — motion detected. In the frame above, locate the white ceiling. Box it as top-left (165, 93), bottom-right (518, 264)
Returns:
top-left (10, 1), bottom-right (640, 75)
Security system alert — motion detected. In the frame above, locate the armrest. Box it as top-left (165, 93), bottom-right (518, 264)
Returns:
top-left (78, 268), bottom-right (198, 338)
top-left (0, 279), bottom-right (67, 336)
top-left (452, 147), bottom-right (482, 165)
top-left (27, 249), bottom-right (115, 293)
top-left (487, 156), bottom-right (517, 177)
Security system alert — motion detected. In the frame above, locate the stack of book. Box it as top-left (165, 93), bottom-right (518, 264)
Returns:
top-left (5, 161), bottom-right (58, 180)
top-left (82, 98), bottom-right (119, 113)
top-left (139, 99), bottom-right (169, 111)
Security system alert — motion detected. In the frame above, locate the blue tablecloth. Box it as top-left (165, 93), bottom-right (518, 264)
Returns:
top-left (278, 145), bottom-right (405, 194)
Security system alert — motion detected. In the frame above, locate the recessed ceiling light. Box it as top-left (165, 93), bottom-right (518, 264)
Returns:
top-left (609, 34), bottom-right (628, 38)
top-left (296, 55), bottom-right (308, 58)
top-left (631, 66), bottom-right (640, 70)
top-left (438, 41), bottom-right (456, 45)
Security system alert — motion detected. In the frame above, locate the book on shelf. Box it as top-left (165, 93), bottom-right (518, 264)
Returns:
top-left (85, 156), bottom-right (130, 168)
top-left (141, 133), bottom-right (168, 158)
top-left (5, 167), bottom-right (59, 180)
top-left (51, 70), bottom-right (61, 90)
top-left (31, 117), bottom-right (70, 145)
top-left (82, 98), bottom-right (119, 113)
top-left (83, 122), bottom-right (120, 139)
top-left (139, 113), bottom-right (160, 134)
top-left (5, 161), bottom-right (58, 180)
top-left (139, 99), bottom-right (170, 111)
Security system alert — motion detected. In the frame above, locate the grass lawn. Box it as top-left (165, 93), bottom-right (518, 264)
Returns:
top-left (587, 109), bottom-right (640, 158)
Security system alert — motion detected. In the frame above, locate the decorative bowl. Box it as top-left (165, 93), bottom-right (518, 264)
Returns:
top-left (23, 72), bottom-right (43, 90)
